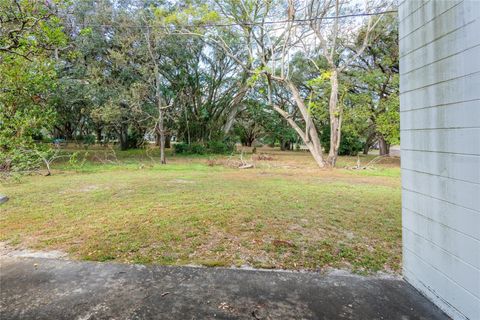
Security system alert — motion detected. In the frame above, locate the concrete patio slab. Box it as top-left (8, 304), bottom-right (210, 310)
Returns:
top-left (0, 256), bottom-right (449, 319)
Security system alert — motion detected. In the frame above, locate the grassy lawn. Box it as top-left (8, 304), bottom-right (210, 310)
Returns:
top-left (0, 148), bottom-right (401, 273)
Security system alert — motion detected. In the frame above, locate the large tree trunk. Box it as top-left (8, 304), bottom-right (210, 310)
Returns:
top-left (165, 134), bottom-right (171, 149)
top-left (327, 70), bottom-right (341, 167)
top-left (363, 143), bottom-right (370, 155)
top-left (223, 86), bottom-right (248, 134)
top-left (280, 140), bottom-right (292, 151)
top-left (223, 69), bottom-right (251, 134)
top-left (378, 136), bottom-right (390, 156)
top-left (96, 127), bottom-right (102, 144)
top-left (243, 139), bottom-right (253, 147)
top-left (118, 126), bottom-right (128, 151)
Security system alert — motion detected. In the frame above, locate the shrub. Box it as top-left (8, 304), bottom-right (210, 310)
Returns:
top-left (173, 142), bottom-right (188, 154)
top-left (174, 140), bottom-right (234, 155)
top-left (206, 140), bottom-right (235, 154)
top-left (83, 135), bottom-right (96, 145)
top-left (173, 142), bottom-right (205, 154)
top-left (321, 127), bottom-right (364, 156)
top-left (338, 133), bottom-right (364, 156)
top-left (126, 131), bottom-right (144, 149)
top-left (189, 143), bottom-right (206, 154)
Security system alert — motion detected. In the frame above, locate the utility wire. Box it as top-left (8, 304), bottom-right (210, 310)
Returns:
top-left (217, 9), bottom-right (398, 26)
top-left (72, 9), bottom-right (397, 29)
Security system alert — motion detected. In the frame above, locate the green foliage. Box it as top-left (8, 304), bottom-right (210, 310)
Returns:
top-left (174, 140), bottom-right (234, 155)
top-left (0, 1), bottom-right (67, 174)
top-left (376, 94), bottom-right (400, 145)
top-left (206, 139), bottom-right (235, 154)
top-left (68, 151), bottom-right (88, 170)
top-left (0, 0), bottom-right (67, 57)
top-left (321, 126), bottom-right (364, 156)
top-left (338, 132), bottom-right (364, 156)
top-left (1, 0), bottom-right (400, 171)
top-left (190, 143), bottom-right (207, 154)
top-left (174, 143), bottom-right (206, 155)
top-left (305, 70), bottom-right (332, 87)
top-left (74, 134), bottom-right (96, 148)
top-left (247, 66), bottom-right (269, 87)
top-left (234, 99), bottom-right (298, 148)
top-left (346, 15), bottom-right (400, 151)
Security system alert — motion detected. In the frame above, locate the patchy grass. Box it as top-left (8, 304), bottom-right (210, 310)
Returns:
top-left (0, 148), bottom-right (401, 273)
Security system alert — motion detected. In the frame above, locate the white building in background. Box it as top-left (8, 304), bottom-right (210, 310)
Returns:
top-left (399, 1), bottom-right (480, 319)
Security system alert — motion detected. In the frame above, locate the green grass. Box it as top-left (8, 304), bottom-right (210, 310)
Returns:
top-left (0, 148), bottom-right (401, 273)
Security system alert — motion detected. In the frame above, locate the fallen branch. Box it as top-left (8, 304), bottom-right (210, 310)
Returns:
top-left (347, 155), bottom-right (392, 170)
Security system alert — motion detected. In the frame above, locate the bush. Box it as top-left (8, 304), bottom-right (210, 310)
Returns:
top-left (206, 139), bottom-right (235, 154)
top-left (189, 143), bottom-right (206, 154)
top-left (338, 133), bottom-right (364, 156)
top-left (126, 131), bottom-right (144, 149)
top-left (173, 142), bottom-right (189, 154)
top-left (83, 135), bottom-right (96, 145)
top-left (321, 127), bottom-right (364, 156)
top-left (173, 142), bottom-right (205, 154)
top-left (174, 140), bottom-right (234, 155)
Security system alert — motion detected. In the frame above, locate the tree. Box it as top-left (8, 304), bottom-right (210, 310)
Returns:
top-left (61, 0), bottom-right (161, 152)
top-left (2, 0), bottom-right (399, 172)
top-left (189, 0), bottom-right (392, 167)
top-left (50, 0), bottom-right (243, 162)
top-left (142, 7), bottom-right (171, 164)
top-left (1, 0), bottom-right (66, 174)
top-left (304, 0), bottom-right (388, 165)
top-left (349, 14), bottom-right (399, 155)
top-left (196, 0), bottom-right (327, 167)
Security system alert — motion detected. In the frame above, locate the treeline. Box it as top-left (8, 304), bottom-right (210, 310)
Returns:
top-left (1, 0), bottom-right (398, 172)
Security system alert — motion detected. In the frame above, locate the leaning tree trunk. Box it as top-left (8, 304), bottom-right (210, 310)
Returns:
top-left (363, 132), bottom-right (375, 155)
top-left (223, 67), bottom-right (251, 134)
top-left (223, 83), bottom-right (248, 134)
top-left (271, 81), bottom-right (326, 168)
top-left (327, 70), bottom-right (342, 167)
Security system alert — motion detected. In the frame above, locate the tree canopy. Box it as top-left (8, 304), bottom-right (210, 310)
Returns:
top-left (1, 0), bottom-right (398, 174)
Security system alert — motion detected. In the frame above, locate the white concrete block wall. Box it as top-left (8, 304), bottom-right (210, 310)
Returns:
top-left (399, 1), bottom-right (480, 319)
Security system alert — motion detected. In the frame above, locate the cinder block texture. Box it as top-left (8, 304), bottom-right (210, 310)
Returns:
top-left (399, 1), bottom-right (480, 319)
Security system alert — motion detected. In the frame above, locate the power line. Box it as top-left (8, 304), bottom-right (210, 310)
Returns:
top-left (213, 10), bottom-right (398, 27)
top-left (72, 9), bottom-right (397, 30)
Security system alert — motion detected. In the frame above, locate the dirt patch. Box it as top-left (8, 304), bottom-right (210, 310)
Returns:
top-left (171, 179), bottom-right (195, 184)
top-left (0, 242), bottom-right (68, 259)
